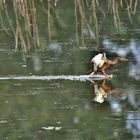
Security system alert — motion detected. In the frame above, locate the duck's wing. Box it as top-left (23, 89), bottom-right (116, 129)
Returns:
top-left (91, 53), bottom-right (102, 63)
top-left (94, 62), bottom-right (98, 71)
top-left (92, 53), bottom-right (106, 71)
top-left (98, 60), bottom-right (105, 68)
top-left (102, 53), bottom-right (107, 60)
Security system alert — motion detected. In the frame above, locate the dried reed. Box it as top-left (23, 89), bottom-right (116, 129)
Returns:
top-left (0, 0), bottom-right (138, 51)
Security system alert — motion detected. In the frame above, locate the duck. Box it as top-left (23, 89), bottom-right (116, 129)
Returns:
top-left (90, 53), bottom-right (128, 77)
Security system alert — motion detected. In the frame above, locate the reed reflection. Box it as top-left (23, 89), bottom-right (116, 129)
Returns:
top-left (90, 79), bottom-right (125, 103)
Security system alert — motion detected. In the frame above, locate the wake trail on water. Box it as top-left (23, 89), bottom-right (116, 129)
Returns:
top-left (0, 74), bottom-right (113, 81)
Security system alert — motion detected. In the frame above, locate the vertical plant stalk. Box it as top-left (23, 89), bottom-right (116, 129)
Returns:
top-left (92, 0), bottom-right (99, 47)
top-left (30, 0), bottom-right (40, 48)
top-left (24, 0), bottom-right (31, 50)
top-left (125, 0), bottom-right (132, 22)
top-left (74, 0), bottom-right (79, 45)
top-left (76, 0), bottom-right (85, 46)
top-left (0, 2), bottom-right (10, 35)
top-left (133, 0), bottom-right (137, 14)
top-left (107, 0), bottom-right (121, 30)
top-left (17, 0), bottom-right (31, 50)
top-left (3, 3), bottom-right (15, 35)
top-left (13, 0), bottom-right (26, 52)
top-left (125, 0), bottom-right (137, 21)
top-left (48, 0), bottom-right (51, 41)
top-left (0, 9), bottom-right (10, 35)
top-left (112, 0), bottom-right (121, 30)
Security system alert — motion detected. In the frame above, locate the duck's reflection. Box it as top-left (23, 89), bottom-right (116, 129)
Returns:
top-left (90, 79), bottom-right (125, 103)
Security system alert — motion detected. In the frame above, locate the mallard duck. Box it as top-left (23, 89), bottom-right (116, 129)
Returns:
top-left (90, 53), bottom-right (128, 77)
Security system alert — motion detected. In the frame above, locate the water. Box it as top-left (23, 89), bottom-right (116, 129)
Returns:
top-left (0, 46), bottom-right (140, 140)
top-left (0, 4), bottom-right (140, 140)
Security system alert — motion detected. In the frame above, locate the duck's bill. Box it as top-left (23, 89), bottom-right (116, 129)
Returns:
top-left (123, 58), bottom-right (128, 61)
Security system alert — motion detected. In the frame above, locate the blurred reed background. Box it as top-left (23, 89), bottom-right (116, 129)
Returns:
top-left (0, 0), bottom-right (138, 52)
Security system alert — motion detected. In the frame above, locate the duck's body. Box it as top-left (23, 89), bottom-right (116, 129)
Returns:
top-left (91, 53), bottom-right (128, 77)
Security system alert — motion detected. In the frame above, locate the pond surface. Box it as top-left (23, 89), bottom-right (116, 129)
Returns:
top-left (0, 2), bottom-right (140, 139)
top-left (0, 41), bottom-right (140, 140)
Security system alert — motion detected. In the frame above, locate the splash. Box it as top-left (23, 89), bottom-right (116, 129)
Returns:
top-left (0, 74), bottom-right (112, 81)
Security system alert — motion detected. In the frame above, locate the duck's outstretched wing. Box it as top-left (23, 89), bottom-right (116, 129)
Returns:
top-left (91, 53), bottom-right (106, 71)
